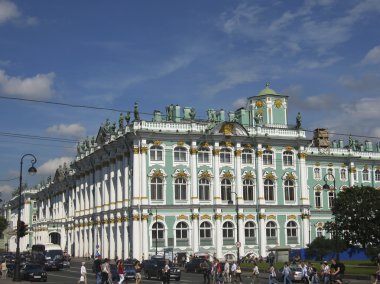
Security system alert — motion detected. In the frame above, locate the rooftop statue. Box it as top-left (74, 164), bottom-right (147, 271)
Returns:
top-left (254, 112), bottom-right (263, 125)
top-left (125, 111), bottom-right (131, 124)
top-left (296, 112), bottom-right (302, 129)
top-left (189, 108), bottom-right (196, 121)
top-left (134, 102), bottom-right (140, 121)
top-left (166, 104), bottom-right (175, 121)
top-left (119, 113), bottom-right (124, 129)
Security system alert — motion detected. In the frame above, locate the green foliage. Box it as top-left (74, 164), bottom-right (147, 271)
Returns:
top-left (0, 216), bottom-right (8, 235)
top-left (306, 236), bottom-right (347, 260)
top-left (365, 246), bottom-right (380, 261)
top-left (324, 186), bottom-right (380, 248)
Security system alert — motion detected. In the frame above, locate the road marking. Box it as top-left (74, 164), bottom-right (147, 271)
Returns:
top-left (47, 273), bottom-right (80, 280)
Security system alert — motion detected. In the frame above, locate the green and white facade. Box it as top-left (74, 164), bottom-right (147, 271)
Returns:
top-left (8, 84), bottom-right (380, 260)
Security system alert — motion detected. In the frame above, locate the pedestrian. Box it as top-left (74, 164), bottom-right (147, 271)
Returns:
top-left (200, 259), bottom-right (211, 284)
top-left (308, 262), bottom-right (318, 284)
top-left (102, 258), bottom-right (112, 284)
top-left (162, 259), bottom-right (171, 284)
top-left (321, 261), bottom-right (330, 284)
top-left (134, 260), bottom-right (142, 284)
top-left (301, 262), bottom-right (310, 284)
top-left (117, 259), bottom-right (125, 284)
top-left (283, 262), bottom-right (293, 284)
top-left (251, 262), bottom-right (259, 284)
top-left (1, 259), bottom-right (7, 280)
top-left (330, 258), bottom-right (345, 284)
top-left (268, 265), bottom-right (278, 284)
top-left (373, 263), bottom-right (380, 284)
top-left (223, 261), bottom-right (230, 283)
top-left (93, 254), bottom-right (103, 284)
top-left (77, 262), bottom-right (87, 284)
top-left (230, 261), bottom-right (237, 284)
top-left (235, 262), bottom-right (242, 284)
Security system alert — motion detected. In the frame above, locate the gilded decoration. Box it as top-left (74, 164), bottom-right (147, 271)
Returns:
top-left (220, 123), bottom-right (234, 135)
top-left (255, 100), bottom-right (264, 108)
top-left (364, 165), bottom-right (368, 170)
top-left (201, 142), bottom-right (210, 147)
top-left (301, 213), bottom-right (310, 219)
top-left (237, 213), bottom-right (244, 220)
top-left (298, 153), bottom-right (307, 159)
top-left (153, 140), bottom-right (162, 145)
top-left (222, 171), bottom-right (234, 179)
top-left (315, 162), bottom-right (320, 166)
top-left (213, 149), bottom-right (220, 156)
top-left (140, 146), bottom-right (148, 154)
top-left (201, 214), bottom-right (211, 220)
top-left (175, 169), bottom-right (188, 178)
top-left (245, 214), bottom-right (255, 220)
top-left (266, 145), bottom-right (272, 150)
top-left (265, 172), bottom-right (276, 181)
top-left (243, 171), bottom-right (255, 180)
top-left (267, 215), bottom-right (276, 220)
top-left (259, 213), bottom-right (266, 220)
top-left (154, 215), bottom-right (164, 221)
top-left (141, 215), bottom-right (149, 221)
top-left (274, 99), bottom-right (283, 108)
top-left (316, 222), bottom-right (323, 228)
top-left (376, 166), bottom-right (380, 170)
top-left (349, 167), bottom-right (356, 173)
top-left (285, 146), bottom-right (293, 151)
top-left (177, 214), bottom-right (188, 221)
top-left (132, 215), bottom-right (140, 221)
top-left (109, 218), bottom-right (115, 224)
top-left (199, 170), bottom-right (211, 179)
top-left (191, 214), bottom-right (199, 220)
top-left (243, 144), bottom-right (252, 149)
top-left (285, 173), bottom-right (296, 181)
top-left (214, 213), bottom-right (222, 220)
top-left (177, 141), bottom-right (185, 146)
top-left (235, 150), bottom-right (242, 157)
top-left (133, 147), bottom-right (139, 154)
top-left (256, 150), bottom-right (263, 157)
top-left (224, 214), bottom-right (233, 220)
top-left (190, 148), bottom-right (198, 155)
top-left (287, 215), bottom-right (297, 220)
top-left (152, 169), bottom-right (164, 177)
top-left (328, 163), bottom-right (333, 167)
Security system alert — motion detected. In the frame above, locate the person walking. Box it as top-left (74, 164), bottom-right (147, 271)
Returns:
top-left (283, 262), bottom-right (293, 284)
top-left (321, 261), bottom-right (330, 284)
top-left (77, 262), bottom-right (87, 284)
top-left (235, 262), bottom-right (242, 284)
top-left (117, 259), bottom-right (125, 284)
top-left (268, 265), bottom-right (278, 284)
top-left (162, 259), bottom-right (171, 284)
top-left (134, 260), bottom-right (142, 284)
top-left (223, 261), bottom-right (230, 283)
top-left (373, 263), bottom-right (380, 284)
top-left (102, 258), bottom-right (112, 284)
top-left (93, 255), bottom-right (103, 284)
top-left (300, 262), bottom-right (310, 284)
top-left (251, 262), bottom-right (259, 284)
top-left (200, 259), bottom-right (211, 284)
top-left (1, 259), bottom-right (7, 280)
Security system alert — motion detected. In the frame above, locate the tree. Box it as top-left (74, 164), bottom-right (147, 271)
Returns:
top-left (307, 236), bottom-right (347, 260)
top-left (325, 186), bottom-right (380, 248)
top-left (0, 216), bottom-right (8, 236)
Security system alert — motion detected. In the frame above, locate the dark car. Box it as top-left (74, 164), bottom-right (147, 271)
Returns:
top-left (20, 264), bottom-right (47, 282)
top-left (143, 259), bottom-right (181, 281)
top-left (184, 258), bottom-right (208, 273)
top-left (124, 264), bottom-right (136, 280)
top-left (44, 254), bottom-right (63, 271)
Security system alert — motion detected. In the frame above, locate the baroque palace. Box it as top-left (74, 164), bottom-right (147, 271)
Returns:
top-left (4, 84), bottom-right (380, 260)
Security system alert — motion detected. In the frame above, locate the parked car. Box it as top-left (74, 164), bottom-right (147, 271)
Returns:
top-left (62, 259), bottom-right (70, 268)
top-left (184, 258), bottom-right (208, 273)
top-left (143, 258), bottom-right (181, 281)
top-left (276, 267), bottom-right (302, 282)
top-left (20, 264), bottom-right (47, 282)
top-left (124, 264), bottom-right (136, 280)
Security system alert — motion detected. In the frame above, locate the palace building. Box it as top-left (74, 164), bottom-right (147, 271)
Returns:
top-left (5, 84), bottom-right (380, 260)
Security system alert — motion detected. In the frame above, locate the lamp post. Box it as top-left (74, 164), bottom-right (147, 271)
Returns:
top-left (14, 154), bottom-right (37, 281)
top-left (148, 208), bottom-right (158, 256)
top-left (322, 173), bottom-right (338, 260)
top-left (228, 191), bottom-right (240, 261)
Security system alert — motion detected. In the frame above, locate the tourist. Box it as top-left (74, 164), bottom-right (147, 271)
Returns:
top-left (117, 259), bottom-right (124, 284)
top-left (251, 262), bottom-right (259, 284)
top-left (283, 262), bottom-right (292, 284)
top-left (134, 260), bottom-right (142, 284)
top-left (93, 255), bottom-right (103, 284)
top-left (1, 259), bottom-right (7, 280)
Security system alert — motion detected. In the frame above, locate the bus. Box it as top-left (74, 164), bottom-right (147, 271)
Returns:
top-left (31, 243), bottom-right (63, 270)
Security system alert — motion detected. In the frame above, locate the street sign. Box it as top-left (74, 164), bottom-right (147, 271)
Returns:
top-left (236, 241), bottom-right (241, 248)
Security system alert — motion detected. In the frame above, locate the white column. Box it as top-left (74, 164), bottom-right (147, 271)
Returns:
top-left (109, 213), bottom-right (115, 260)
top-left (132, 145), bottom-right (140, 206)
top-left (235, 145), bottom-right (242, 200)
top-left (132, 209), bottom-right (140, 259)
top-left (116, 159), bottom-right (123, 210)
top-left (192, 209), bottom-right (200, 253)
top-left (142, 213), bottom-right (149, 260)
top-left (190, 141), bottom-right (198, 204)
top-left (123, 211), bottom-right (129, 259)
top-left (302, 217), bottom-right (310, 246)
top-left (349, 162), bottom-right (355, 187)
top-left (141, 140), bottom-right (148, 206)
top-left (215, 208), bottom-right (222, 259)
top-left (256, 145), bottom-right (265, 205)
top-left (103, 164), bottom-right (110, 212)
top-left (259, 213), bottom-right (266, 257)
top-left (299, 149), bottom-right (309, 205)
top-left (237, 208), bottom-right (244, 257)
top-left (213, 143), bottom-right (221, 205)
top-left (116, 212), bottom-right (122, 259)
top-left (83, 218), bottom-right (88, 258)
top-left (110, 162), bottom-right (116, 211)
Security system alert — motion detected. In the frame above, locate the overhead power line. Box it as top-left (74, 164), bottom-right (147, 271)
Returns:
top-left (0, 131), bottom-right (78, 143)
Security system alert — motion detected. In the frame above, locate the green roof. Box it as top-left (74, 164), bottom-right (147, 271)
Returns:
top-left (258, 83), bottom-right (279, 96)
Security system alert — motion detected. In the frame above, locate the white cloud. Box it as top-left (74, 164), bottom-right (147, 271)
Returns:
top-left (361, 45), bottom-right (380, 65)
top-left (0, 184), bottom-right (14, 202)
top-left (0, 69), bottom-right (55, 99)
top-left (339, 74), bottom-right (380, 92)
top-left (297, 57), bottom-right (343, 69)
top-left (0, 0), bottom-right (20, 24)
top-left (37, 157), bottom-right (73, 176)
top-left (232, 98), bottom-right (246, 109)
top-left (46, 123), bottom-right (86, 138)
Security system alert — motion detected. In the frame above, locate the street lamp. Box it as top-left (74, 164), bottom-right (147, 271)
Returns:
top-left (148, 208), bottom-right (158, 256)
top-left (228, 191), bottom-right (240, 261)
top-left (14, 154), bottom-right (37, 281)
top-left (322, 172), bottom-right (338, 260)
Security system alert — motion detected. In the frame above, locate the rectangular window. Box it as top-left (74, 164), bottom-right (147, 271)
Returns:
top-left (315, 191), bottom-right (321, 208)
top-left (328, 192), bottom-right (334, 208)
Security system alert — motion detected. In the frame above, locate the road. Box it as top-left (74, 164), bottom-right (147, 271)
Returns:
top-left (10, 259), bottom-right (365, 284)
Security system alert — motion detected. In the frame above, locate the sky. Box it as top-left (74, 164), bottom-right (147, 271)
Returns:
top-left (1, 0), bottom-right (380, 202)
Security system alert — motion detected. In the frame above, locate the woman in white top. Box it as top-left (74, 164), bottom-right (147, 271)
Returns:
top-left (251, 262), bottom-right (259, 284)
top-left (1, 260), bottom-right (7, 280)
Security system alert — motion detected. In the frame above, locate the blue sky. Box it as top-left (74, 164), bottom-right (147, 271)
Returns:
top-left (1, 0), bottom-right (380, 202)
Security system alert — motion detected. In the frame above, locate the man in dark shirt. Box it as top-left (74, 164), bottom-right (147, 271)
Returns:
top-left (93, 255), bottom-right (103, 284)
top-left (330, 258), bottom-right (344, 284)
top-left (200, 260), bottom-right (211, 284)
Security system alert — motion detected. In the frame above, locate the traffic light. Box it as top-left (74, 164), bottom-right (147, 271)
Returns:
top-left (18, 221), bottom-right (28, 238)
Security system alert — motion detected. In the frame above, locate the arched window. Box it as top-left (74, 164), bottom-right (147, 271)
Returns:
top-left (150, 145), bottom-right (163, 161)
top-left (316, 227), bottom-right (323, 237)
top-left (340, 169), bottom-right (346, 180)
top-left (266, 221), bottom-right (277, 238)
top-left (328, 192), bottom-right (334, 208)
top-left (283, 151), bottom-right (293, 166)
top-left (244, 221), bottom-right (255, 238)
top-left (314, 168), bottom-right (321, 179)
top-left (200, 222), bottom-right (212, 239)
top-left (197, 147), bottom-right (210, 163)
top-left (222, 221), bottom-right (234, 238)
top-left (174, 178), bottom-right (187, 200)
top-left (174, 146), bottom-right (187, 162)
top-left (362, 169), bottom-right (369, 181)
top-left (221, 179), bottom-right (232, 201)
top-left (286, 221), bottom-right (297, 238)
top-left (175, 222), bottom-right (188, 239)
top-left (327, 168), bottom-right (334, 180)
top-left (152, 222), bottom-right (164, 239)
top-left (151, 177), bottom-right (163, 200)
top-left (242, 149), bottom-right (253, 164)
top-left (376, 170), bottom-right (380, 182)
top-left (243, 179), bottom-right (254, 201)
top-left (284, 180), bottom-right (295, 201)
top-left (220, 148), bottom-right (232, 163)
top-left (264, 179), bottom-right (274, 201)
top-left (198, 178), bottom-right (210, 201)
top-left (263, 150), bottom-right (273, 165)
